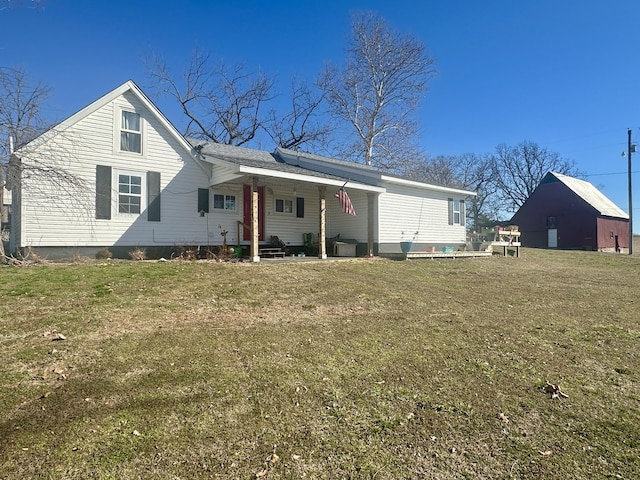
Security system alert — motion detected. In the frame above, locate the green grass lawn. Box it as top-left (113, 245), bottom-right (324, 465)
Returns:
top-left (1, 248), bottom-right (639, 479)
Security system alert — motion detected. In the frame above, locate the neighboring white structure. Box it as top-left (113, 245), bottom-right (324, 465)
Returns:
top-left (9, 81), bottom-right (474, 260)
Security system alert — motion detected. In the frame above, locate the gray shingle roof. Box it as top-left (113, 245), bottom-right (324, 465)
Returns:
top-left (189, 140), bottom-right (354, 183)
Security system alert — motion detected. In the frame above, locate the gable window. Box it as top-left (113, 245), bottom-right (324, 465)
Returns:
top-left (120, 111), bottom-right (142, 153)
top-left (275, 198), bottom-right (293, 214)
top-left (213, 193), bottom-right (236, 211)
top-left (118, 174), bottom-right (142, 214)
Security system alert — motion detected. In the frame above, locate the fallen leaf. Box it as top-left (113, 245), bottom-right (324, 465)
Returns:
top-left (292, 454), bottom-right (301, 460)
top-left (499, 412), bottom-right (509, 424)
top-left (539, 450), bottom-right (553, 456)
top-left (132, 430), bottom-right (141, 437)
top-left (267, 453), bottom-right (279, 464)
top-left (255, 469), bottom-right (269, 478)
top-left (40, 391), bottom-right (53, 399)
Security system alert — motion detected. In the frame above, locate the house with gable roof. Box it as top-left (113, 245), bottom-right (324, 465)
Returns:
top-left (8, 80), bottom-right (475, 260)
top-left (511, 172), bottom-right (630, 252)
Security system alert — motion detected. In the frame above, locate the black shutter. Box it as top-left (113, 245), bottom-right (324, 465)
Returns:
top-left (198, 188), bottom-right (209, 213)
top-left (447, 198), bottom-right (453, 225)
top-left (296, 197), bottom-right (304, 218)
top-left (96, 165), bottom-right (112, 220)
top-left (147, 171), bottom-right (161, 222)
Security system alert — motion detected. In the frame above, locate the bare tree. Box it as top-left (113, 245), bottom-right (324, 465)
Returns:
top-left (489, 141), bottom-right (582, 213)
top-left (403, 152), bottom-right (497, 230)
top-left (322, 11), bottom-right (437, 169)
top-left (148, 49), bottom-right (275, 147)
top-left (263, 77), bottom-right (332, 151)
top-left (456, 153), bottom-right (498, 231)
top-left (1, 67), bottom-right (85, 189)
top-left (0, 67), bottom-right (88, 259)
top-left (1, 66), bottom-right (51, 232)
top-left (403, 154), bottom-right (462, 187)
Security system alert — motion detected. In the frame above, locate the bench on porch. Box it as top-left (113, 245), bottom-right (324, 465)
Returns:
top-left (259, 247), bottom-right (286, 258)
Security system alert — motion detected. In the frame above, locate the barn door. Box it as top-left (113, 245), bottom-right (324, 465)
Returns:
top-left (243, 184), bottom-right (265, 241)
top-left (548, 229), bottom-right (558, 248)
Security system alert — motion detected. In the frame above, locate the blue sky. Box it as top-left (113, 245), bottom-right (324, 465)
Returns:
top-left (3, 0), bottom-right (640, 228)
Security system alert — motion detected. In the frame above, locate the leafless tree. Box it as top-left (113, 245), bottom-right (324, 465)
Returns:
top-left (0, 67), bottom-right (88, 259)
top-left (148, 49), bottom-right (275, 147)
top-left (263, 77), bottom-right (332, 151)
top-left (321, 11), bottom-right (437, 169)
top-left (456, 153), bottom-right (499, 231)
top-left (403, 154), bottom-right (462, 187)
top-left (403, 152), bottom-right (497, 230)
top-left (1, 67), bottom-right (85, 188)
top-left (1, 66), bottom-right (51, 235)
top-left (489, 141), bottom-right (582, 213)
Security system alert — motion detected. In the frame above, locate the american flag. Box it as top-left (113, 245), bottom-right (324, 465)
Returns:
top-left (336, 187), bottom-right (356, 216)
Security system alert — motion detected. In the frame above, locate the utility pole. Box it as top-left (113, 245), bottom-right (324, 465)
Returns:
top-left (628, 128), bottom-right (634, 255)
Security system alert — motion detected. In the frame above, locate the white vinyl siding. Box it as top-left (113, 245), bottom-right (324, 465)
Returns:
top-left (262, 186), bottom-right (320, 246)
top-left (20, 90), bottom-right (213, 248)
top-left (377, 184), bottom-right (467, 247)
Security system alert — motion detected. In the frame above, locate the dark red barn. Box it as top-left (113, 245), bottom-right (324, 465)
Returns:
top-left (511, 172), bottom-right (630, 252)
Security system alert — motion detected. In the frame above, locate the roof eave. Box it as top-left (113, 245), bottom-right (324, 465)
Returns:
top-left (238, 165), bottom-right (386, 192)
top-left (379, 175), bottom-right (477, 196)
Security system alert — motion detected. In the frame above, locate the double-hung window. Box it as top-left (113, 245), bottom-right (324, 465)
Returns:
top-left (120, 111), bottom-right (142, 153)
top-left (118, 174), bottom-right (142, 214)
top-left (453, 199), bottom-right (461, 225)
top-left (448, 198), bottom-right (466, 226)
top-left (213, 193), bottom-right (236, 211)
top-left (275, 198), bottom-right (293, 214)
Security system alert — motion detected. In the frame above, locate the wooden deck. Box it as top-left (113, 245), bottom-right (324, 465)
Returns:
top-left (404, 251), bottom-right (493, 260)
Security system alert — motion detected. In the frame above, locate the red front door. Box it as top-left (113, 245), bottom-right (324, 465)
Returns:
top-left (243, 184), bottom-right (265, 241)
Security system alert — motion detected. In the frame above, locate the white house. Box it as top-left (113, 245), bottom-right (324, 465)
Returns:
top-left (9, 80), bottom-right (475, 261)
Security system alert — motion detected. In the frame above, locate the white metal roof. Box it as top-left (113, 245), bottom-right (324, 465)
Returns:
top-left (551, 172), bottom-right (629, 219)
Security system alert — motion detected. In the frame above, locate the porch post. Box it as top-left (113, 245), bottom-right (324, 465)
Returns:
top-left (367, 192), bottom-right (376, 257)
top-left (318, 186), bottom-right (327, 259)
top-left (250, 176), bottom-right (260, 262)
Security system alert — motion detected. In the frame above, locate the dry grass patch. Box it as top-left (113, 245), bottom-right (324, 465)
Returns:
top-left (1, 249), bottom-right (639, 478)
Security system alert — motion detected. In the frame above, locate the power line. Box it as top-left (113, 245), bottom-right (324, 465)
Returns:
top-left (584, 170), bottom-right (640, 178)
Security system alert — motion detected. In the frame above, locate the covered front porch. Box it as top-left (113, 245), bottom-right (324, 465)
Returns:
top-left (197, 143), bottom-right (385, 262)
top-left (235, 177), bottom-right (383, 262)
